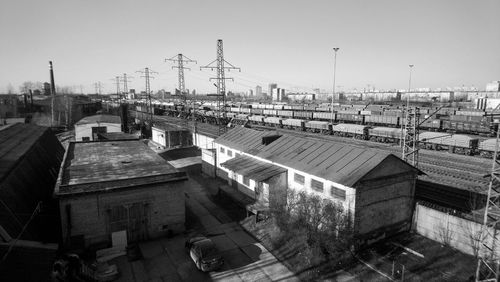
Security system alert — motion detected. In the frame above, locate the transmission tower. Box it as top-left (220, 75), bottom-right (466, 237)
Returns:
top-left (121, 73), bottom-right (133, 96)
top-left (94, 82), bottom-right (103, 95)
top-left (166, 54), bottom-right (197, 127)
top-left (136, 67), bottom-right (158, 124)
top-left (475, 106), bottom-right (500, 281)
top-left (201, 39), bottom-right (240, 135)
top-left (111, 76), bottom-right (121, 99)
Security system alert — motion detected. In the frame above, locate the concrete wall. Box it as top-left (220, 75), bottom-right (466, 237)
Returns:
top-left (75, 122), bottom-right (121, 141)
top-left (59, 181), bottom-right (187, 248)
top-left (201, 148), bottom-right (216, 178)
top-left (193, 132), bottom-right (215, 149)
top-left (414, 203), bottom-right (499, 258)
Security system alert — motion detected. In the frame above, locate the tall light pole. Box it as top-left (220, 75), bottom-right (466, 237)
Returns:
top-left (331, 47), bottom-right (339, 124)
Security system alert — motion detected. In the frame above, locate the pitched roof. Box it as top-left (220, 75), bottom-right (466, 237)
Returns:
top-left (254, 134), bottom-right (407, 187)
top-left (75, 114), bottom-right (121, 125)
top-left (220, 155), bottom-right (287, 182)
top-left (214, 126), bottom-right (282, 155)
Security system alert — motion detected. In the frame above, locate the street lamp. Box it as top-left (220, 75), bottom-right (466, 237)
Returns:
top-left (331, 47), bottom-right (339, 124)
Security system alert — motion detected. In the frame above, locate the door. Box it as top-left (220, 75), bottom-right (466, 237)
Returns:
top-left (108, 203), bottom-right (149, 243)
top-left (91, 126), bottom-right (107, 141)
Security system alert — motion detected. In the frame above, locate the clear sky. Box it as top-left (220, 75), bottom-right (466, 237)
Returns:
top-left (0, 0), bottom-right (499, 94)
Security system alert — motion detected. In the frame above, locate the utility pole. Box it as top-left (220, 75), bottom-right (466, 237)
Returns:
top-left (331, 47), bottom-right (339, 124)
top-left (110, 76), bottom-right (121, 99)
top-left (475, 106), bottom-right (500, 281)
top-left (402, 64), bottom-right (420, 167)
top-left (136, 68), bottom-right (158, 124)
top-left (166, 53), bottom-right (197, 127)
top-left (201, 39), bottom-right (240, 135)
top-left (49, 61), bottom-right (56, 127)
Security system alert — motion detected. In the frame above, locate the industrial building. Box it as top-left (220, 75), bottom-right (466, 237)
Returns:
top-left (0, 124), bottom-right (64, 281)
top-left (54, 140), bottom-right (188, 249)
top-left (74, 114), bottom-right (122, 141)
top-left (151, 122), bottom-right (192, 150)
top-left (211, 126), bottom-right (420, 243)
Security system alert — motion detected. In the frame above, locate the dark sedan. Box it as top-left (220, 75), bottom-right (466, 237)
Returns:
top-left (185, 236), bottom-right (224, 272)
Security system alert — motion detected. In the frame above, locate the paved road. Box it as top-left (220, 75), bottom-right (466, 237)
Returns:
top-left (111, 176), bottom-right (298, 282)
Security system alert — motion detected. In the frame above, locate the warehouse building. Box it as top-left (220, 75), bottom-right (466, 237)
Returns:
top-left (213, 126), bottom-right (420, 243)
top-left (74, 114), bottom-right (122, 141)
top-left (0, 124), bottom-right (63, 281)
top-left (54, 140), bottom-right (188, 249)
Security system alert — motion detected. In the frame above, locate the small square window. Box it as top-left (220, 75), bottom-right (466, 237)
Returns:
top-left (294, 173), bottom-right (305, 185)
top-left (220, 147), bottom-right (225, 153)
top-left (311, 179), bottom-right (324, 193)
top-left (331, 186), bottom-right (346, 200)
top-left (227, 150), bottom-right (233, 157)
top-left (243, 176), bottom-right (250, 186)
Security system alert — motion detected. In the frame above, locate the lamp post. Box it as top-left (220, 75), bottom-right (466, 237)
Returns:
top-left (331, 48), bottom-right (339, 124)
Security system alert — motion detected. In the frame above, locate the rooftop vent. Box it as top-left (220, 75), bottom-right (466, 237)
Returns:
top-left (262, 135), bottom-right (281, 145)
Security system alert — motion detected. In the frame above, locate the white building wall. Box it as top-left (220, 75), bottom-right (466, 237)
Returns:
top-left (193, 133), bottom-right (215, 149)
top-left (75, 122), bottom-right (121, 141)
top-left (152, 127), bottom-right (166, 147)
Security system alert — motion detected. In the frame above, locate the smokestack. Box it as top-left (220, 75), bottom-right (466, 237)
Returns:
top-left (49, 61), bottom-right (56, 127)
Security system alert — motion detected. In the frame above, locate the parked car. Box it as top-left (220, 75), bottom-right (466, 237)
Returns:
top-left (185, 236), bottom-right (224, 272)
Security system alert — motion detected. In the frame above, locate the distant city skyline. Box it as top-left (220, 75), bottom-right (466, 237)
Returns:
top-left (0, 0), bottom-right (499, 94)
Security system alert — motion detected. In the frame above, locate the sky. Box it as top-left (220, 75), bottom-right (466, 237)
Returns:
top-left (0, 0), bottom-right (499, 94)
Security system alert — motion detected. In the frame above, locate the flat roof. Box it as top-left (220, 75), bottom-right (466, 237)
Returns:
top-left (75, 114), bottom-right (121, 125)
top-left (56, 140), bottom-right (186, 196)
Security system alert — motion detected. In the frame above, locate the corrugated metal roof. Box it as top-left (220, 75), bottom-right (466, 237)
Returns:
top-left (215, 126), bottom-right (282, 155)
top-left (75, 114), bottom-right (121, 125)
top-left (220, 155), bottom-right (286, 182)
top-left (254, 135), bottom-right (394, 187)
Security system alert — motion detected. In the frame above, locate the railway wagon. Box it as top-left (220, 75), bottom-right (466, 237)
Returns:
top-left (263, 109), bottom-right (278, 116)
top-left (419, 119), bottom-right (442, 131)
top-left (419, 132), bottom-right (478, 155)
top-left (283, 119), bottom-right (305, 131)
top-left (382, 109), bottom-right (403, 117)
top-left (332, 124), bottom-right (369, 139)
top-left (305, 121), bottom-right (331, 134)
top-left (273, 104), bottom-right (284, 110)
top-left (336, 113), bottom-right (365, 124)
top-left (230, 107), bottom-right (240, 113)
top-left (240, 108), bottom-right (251, 114)
top-left (250, 108), bottom-right (264, 115)
top-left (368, 127), bottom-right (403, 143)
top-left (313, 111), bottom-right (335, 121)
top-left (478, 139), bottom-right (498, 158)
top-left (248, 115), bottom-right (265, 125)
top-left (315, 107), bottom-right (331, 112)
top-left (442, 119), bottom-right (493, 135)
top-left (228, 114), bottom-right (248, 127)
top-left (364, 115), bottom-right (399, 127)
top-left (277, 110), bottom-right (294, 117)
top-left (293, 111), bottom-right (313, 120)
top-left (264, 116), bottom-right (282, 127)
top-left (285, 105), bottom-right (305, 111)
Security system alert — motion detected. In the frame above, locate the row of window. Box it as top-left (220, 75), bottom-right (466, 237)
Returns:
top-left (294, 172), bottom-right (346, 200)
top-left (220, 146), bottom-right (233, 157)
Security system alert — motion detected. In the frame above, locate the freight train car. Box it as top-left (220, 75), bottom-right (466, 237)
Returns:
top-left (305, 121), bottom-right (332, 134)
top-left (368, 127), bottom-right (403, 143)
top-left (332, 124), bottom-right (369, 139)
top-left (419, 132), bottom-right (478, 155)
top-left (283, 119), bottom-right (305, 131)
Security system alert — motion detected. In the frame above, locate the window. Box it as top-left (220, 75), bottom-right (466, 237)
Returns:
top-left (243, 176), bottom-right (250, 186)
top-left (227, 150), bottom-right (233, 157)
top-left (311, 179), bottom-right (324, 193)
top-left (220, 147), bottom-right (225, 154)
top-left (331, 186), bottom-right (346, 200)
top-left (82, 137), bottom-right (90, 141)
top-left (294, 173), bottom-right (305, 185)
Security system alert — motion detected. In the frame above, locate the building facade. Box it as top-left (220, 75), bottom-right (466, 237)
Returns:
top-left (74, 114), bottom-right (121, 141)
top-left (54, 140), bottom-right (187, 249)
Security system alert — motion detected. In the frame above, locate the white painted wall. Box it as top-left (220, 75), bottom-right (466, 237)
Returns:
top-left (152, 127), bottom-right (166, 147)
top-left (75, 122), bottom-right (121, 141)
top-left (193, 133), bottom-right (215, 149)
top-left (414, 203), bottom-right (497, 257)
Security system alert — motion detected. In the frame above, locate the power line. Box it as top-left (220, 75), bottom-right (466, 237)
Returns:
top-left (121, 73), bottom-right (133, 94)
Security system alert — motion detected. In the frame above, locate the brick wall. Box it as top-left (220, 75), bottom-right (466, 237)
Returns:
top-left (59, 180), bottom-right (187, 248)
